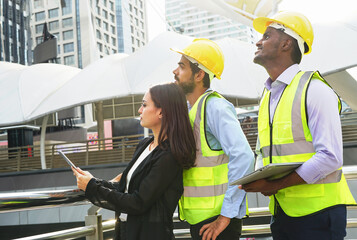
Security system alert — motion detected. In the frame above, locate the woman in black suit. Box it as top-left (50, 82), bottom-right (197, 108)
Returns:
top-left (73, 83), bottom-right (196, 240)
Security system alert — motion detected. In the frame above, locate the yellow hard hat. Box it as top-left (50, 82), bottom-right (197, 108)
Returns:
top-left (171, 38), bottom-right (224, 79)
top-left (253, 11), bottom-right (314, 54)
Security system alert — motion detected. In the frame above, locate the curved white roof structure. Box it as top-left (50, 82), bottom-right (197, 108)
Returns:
top-left (0, 16), bottom-right (357, 127)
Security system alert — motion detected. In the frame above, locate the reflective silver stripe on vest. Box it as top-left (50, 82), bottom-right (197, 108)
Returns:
top-left (184, 183), bottom-right (227, 197)
top-left (261, 141), bottom-right (315, 158)
top-left (193, 91), bottom-right (229, 167)
top-left (314, 169), bottom-right (342, 184)
top-left (291, 71), bottom-right (313, 140)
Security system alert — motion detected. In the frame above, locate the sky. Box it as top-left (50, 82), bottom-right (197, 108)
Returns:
top-left (146, 0), bottom-right (357, 41)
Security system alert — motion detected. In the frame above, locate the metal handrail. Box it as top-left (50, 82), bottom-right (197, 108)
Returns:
top-left (1, 166), bottom-right (356, 213)
top-left (14, 226), bottom-right (95, 240)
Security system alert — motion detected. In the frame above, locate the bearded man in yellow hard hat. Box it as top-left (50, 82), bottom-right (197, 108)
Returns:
top-left (241, 11), bottom-right (356, 239)
top-left (171, 39), bottom-right (254, 240)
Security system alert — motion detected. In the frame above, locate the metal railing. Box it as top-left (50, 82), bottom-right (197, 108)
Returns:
top-left (1, 166), bottom-right (356, 239)
top-left (0, 134), bottom-right (144, 173)
top-left (1, 111), bottom-right (357, 174)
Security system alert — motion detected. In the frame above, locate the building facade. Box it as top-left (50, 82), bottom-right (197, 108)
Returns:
top-left (165, 0), bottom-right (255, 43)
top-left (0, 0), bottom-right (32, 65)
top-left (30, 0), bottom-right (148, 69)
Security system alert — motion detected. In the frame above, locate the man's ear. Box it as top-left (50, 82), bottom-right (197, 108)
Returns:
top-left (195, 69), bottom-right (205, 82)
top-left (281, 38), bottom-right (293, 52)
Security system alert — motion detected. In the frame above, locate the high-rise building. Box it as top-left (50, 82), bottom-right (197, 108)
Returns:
top-left (0, 0), bottom-right (32, 64)
top-left (165, 0), bottom-right (255, 43)
top-left (30, 0), bottom-right (148, 69)
top-left (116, 0), bottom-right (148, 53)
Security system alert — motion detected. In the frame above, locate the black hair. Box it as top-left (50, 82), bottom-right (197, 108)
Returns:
top-left (189, 61), bottom-right (211, 88)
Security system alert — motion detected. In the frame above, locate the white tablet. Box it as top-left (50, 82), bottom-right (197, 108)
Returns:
top-left (230, 162), bottom-right (303, 186)
top-left (58, 150), bottom-right (77, 169)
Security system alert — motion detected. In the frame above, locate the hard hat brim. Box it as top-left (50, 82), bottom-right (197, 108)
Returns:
top-left (253, 16), bottom-right (280, 34)
top-left (253, 16), bottom-right (312, 55)
top-left (170, 47), bottom-right (222, 79)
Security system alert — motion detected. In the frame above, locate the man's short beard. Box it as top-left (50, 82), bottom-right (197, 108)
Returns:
top-left (179, 81), bottom-right (195, 94)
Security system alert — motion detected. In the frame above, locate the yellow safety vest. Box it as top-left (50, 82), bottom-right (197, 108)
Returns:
top-left (258, 71), bottom-right (356, 217)
top-left (178, 91), bottom-right (229, 225)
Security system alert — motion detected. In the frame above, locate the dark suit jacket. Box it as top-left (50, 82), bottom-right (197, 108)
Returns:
top-left (85, 137), bottom-right (183, 240)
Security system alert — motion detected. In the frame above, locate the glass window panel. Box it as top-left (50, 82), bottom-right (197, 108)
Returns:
top-left (62, 0), bottom-right (72, 15)
top-left (35, 24), bottom-right (44, 34)
top-left (48, 8), bottom-right (59, 18)
top-left (63, 42), bottom-right (74, 53)
top-left (64, 55), bottom-right (75, 65)
top-left (34, 0), bottom-right (44, 9)
top-left (35, 11), bottom-right (45, 21)
top-left (102, 10), bottom-right (108, 18)
top-left (62, 17), bottom-right (73, 28)
top-left (63, 30), bottom-right (73, 40)
top-left (49, 21), bottom-right (59, 31)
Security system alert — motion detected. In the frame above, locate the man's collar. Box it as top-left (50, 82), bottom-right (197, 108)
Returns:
top-left (264, 64), bottom-right (300, 89)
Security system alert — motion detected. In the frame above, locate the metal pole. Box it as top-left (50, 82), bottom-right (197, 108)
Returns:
top-left (85, 205), bottom-right (103, 240)
top-left (40, 115), bottom-right (49, 169)
top-left (95, 101), bottom-right (104, 151)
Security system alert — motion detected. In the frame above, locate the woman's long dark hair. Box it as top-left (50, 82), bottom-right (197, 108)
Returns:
top-left (149, 83), bottom-right (196, 169)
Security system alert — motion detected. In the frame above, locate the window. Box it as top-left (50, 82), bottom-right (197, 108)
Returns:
top-left (96, 30), bottom-right (101, 39)
top-left (109, 1), bottom-right (114, 11)
top-left (103, 22), bottom-right (108, 31)
top-left (63, 42), bottom-right (74, 53)
top-left (135, 18), bottom-right (138, 26)
top-left (131, 37), bottom-right (134, 44)
top-left (62, 17), bottom-right (73, 28)
top-left (53, 32), bottom-right (60, 41)
top-left (57, 45), bottom-right (61, 54)
top-left (96, 6), bottom-right (100, 14)
top-left (48, 8), bottom-right (59, 18)
top-left (96, 18), bottom-right (101, 27)
top-left (102, 9), bottom-right (108, 18)
top-left (104, 34), bottom-right (109, 43)
top-left (64, 55), bottom-right (75, 65)
top-left (97, 42), bottom-right (103, 52)
top-left (130, 26), bottom-right (134, 33)
top-left (110, 14), bottom-right (115, 23)
top-left (35, 11), bottom-right (45, 21)
top-left (140, 11), bottom-right (143, 19)
top-left (111, 37), bottom-right (116, 46)
top-left (63, 30), bottom-right (73, 40)
top-left (36, 36), bottom-right (43, 44)
top-left (62, 0), bottom-right (72, 15)
top-left (35, 24), bottom-right (44, 34)
top-left (49, 21), bottom-right (59, 31)
top-left (111, 25), bottom-right (115, 34)
top-left (34, 0), bottom-right (44, 9)
top-left (136, 39), bottom-right (140, 46)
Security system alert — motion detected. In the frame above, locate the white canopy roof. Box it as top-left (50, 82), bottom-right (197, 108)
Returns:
top-left (1, 17), bottom-right (357, 127)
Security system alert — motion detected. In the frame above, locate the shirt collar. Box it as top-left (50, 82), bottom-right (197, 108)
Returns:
top-left (264, 64), bottom-right (300, 90)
